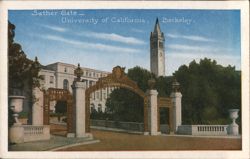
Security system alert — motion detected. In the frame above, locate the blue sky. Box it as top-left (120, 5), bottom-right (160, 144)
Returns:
top-left (9, 9), bottom-right (240, 75)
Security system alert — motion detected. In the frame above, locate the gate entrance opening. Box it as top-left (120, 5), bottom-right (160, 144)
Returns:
top-left (43, 88), bottom-right (74, 135)
top-left (158, 97), bottom-right (173, 133)
top-left (85, 66), bottom-right (149, 133)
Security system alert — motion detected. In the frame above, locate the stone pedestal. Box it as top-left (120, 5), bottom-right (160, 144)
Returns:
top-left (9, 124), bottom-right (24, 144)
top-left (146, 90), bottom-right (160, 136)
top-left (227, 109), bottom-right (239, 136)
top-left (9, 95), bottom-right (25, 143)
top-left (170, 92), bottom-right (182, 133)
top-left (32, 87), bottom-right (44, 125)
top-left (72, 81), bottom-right (91, 138)
top-left (9, 96), bottom-right (25, 124)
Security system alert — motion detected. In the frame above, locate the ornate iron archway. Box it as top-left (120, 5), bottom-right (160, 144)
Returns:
top-left (43, 88), bottom-right (74, 134)
top-left (85, 66), bottom-right (149, 133)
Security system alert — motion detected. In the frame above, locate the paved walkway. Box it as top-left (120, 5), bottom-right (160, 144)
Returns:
top-left (8, 124), bottom-right (241, 151)
top-left (59, 129), bottom-right (242, 151)
top-left (9, 135), bottom-right (99, 151)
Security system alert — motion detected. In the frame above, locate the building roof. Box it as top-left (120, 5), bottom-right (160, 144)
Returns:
top-left (40, 65), bottom-right (55, 71)
top-left (45, 62), bottom-right (111, 74)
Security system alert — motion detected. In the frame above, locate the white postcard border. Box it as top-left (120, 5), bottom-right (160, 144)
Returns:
top-left (0, 1), bottom-right (249, 159)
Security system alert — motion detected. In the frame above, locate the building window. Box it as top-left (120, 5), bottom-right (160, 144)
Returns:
top-left (64, 67), bottom-right (67, 72)
top-left (50, 76), bottom-right (54, 84)
top-left (96, 92), bottom-right (99, 99)
top-left (98, 104), bottom-right (102, 112)
top-left (63, 79), bottom-right (69, 90)
top-left (103, 93), bottom-right (106, 99)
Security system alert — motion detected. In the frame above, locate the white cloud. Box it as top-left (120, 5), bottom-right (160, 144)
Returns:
top-left (165, 43), bottom-right (240, 75)
top-left (167, 44), bottom-right (212, 52)
top-left (167, 44), bottom-right (234, 55)
top-left (40, 34), bottom-right (141, 54)
top-left (79, 31), bottom-right (146, 45)
top-left (40, 24), bottom-right (145, 45)
top-left (131, 28), bottom-right (144, 33)
top-left (167, 33), bottom-right (216, 42)
top-left (40, 24), bottom-right (67, 32)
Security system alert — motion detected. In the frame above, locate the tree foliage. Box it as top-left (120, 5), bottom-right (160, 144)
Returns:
top-left (105, 88), bottom-right (144, 122)
top-left (8, 21), bottom-right (42, 95)
top-left (174, 58), bottom-right (241, 125)
top-left (127, 66), bottom-right (155, 92)
top-left (55, 101), bottom-right (67, 115)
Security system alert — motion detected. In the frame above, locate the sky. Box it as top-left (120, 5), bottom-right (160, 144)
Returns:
top-left (8, 9), bottom-right (241, 75)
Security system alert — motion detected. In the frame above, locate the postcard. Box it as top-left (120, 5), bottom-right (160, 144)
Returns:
top-left (0, 1), bottom-right (249, 159)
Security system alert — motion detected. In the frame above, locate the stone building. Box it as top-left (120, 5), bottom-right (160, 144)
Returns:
top-left (39, 62), bottom-right (114, 113)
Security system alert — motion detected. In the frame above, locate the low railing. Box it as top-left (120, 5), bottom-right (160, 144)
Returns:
top-left (91, 119), bottom-right (144, 132)
top-left (24, 125), bottom-right (44, 135)
top-left (23, 125), bottom-right (50, 142)
top-left (178, 125), bottom-right (228, 136)
top-left (91, 120), bottom-right (170, 133)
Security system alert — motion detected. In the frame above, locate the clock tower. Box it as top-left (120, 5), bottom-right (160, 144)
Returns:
top-left (150, 18), bottom-right (165, 77)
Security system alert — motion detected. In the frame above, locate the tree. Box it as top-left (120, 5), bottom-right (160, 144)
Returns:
top-left (8, 21), bottom-right (42, 95)
top-left (174, 58), bottom-right (241, 125)
top-left (8, 21), bottom-right (42, 126)
top-left (127, 66), bottom-right (155, 92)
top-left (105, 88), bottom-right (144, 122)
top-left (55, 101), bottom-right (67, 115)
top-left (105, 66), bottom-right (173, 122)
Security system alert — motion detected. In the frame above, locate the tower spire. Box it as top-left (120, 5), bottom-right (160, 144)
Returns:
top-left (150, 18), bottom-right (166, 77)
top-left (154, 18), bottom-right (161, 33)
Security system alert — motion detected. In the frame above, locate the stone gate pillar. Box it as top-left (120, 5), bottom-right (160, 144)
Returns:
top-left (72, 81), bottom-right (88, 137)
top-left (170, 79), bottom-right (182, 133)
top-left (72, 63), bottom-right (92, 138)
top-left (146, 89), bottom-right (161, 136)
top-left (32, 87), bottom-right (43, 125)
